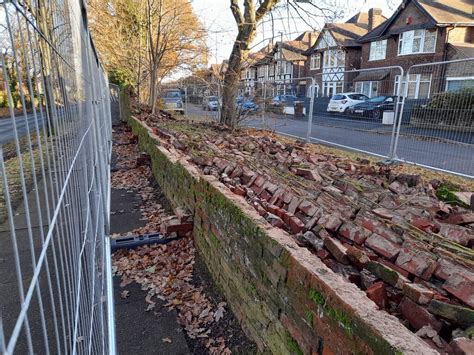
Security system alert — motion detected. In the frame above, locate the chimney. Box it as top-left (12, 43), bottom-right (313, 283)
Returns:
top-left (368, 8), bottom-right (384, 31)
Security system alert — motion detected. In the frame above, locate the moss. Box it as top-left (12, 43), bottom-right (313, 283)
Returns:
top-left (308, 289), bottom-right (352, 336)
top-left (305, 309), bottom-right (313, 325)
top-left (286, 334), bottom-right (303, 355)
top-left (436, 183), bottom-right (469, 208)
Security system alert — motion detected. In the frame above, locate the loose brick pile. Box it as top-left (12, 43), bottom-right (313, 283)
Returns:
top-left (138, 113), bottom-right (474, 353)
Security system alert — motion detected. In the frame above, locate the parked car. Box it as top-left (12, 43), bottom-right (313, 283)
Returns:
top-left (237, 99), bottom-right (258, 113)
top-left (271, 95), bottom-right (297, 106)
top-left (347, 95), bottom-right (398, 120)
top-left (161, 89), bottom-right (184, 114)
top-left (327, 93), bottom-right (369, 114)
top-left (202, 96), bottom-right (219, 111)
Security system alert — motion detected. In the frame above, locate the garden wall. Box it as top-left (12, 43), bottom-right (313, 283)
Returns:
top-left (127, 116), bottom-right (436, 355)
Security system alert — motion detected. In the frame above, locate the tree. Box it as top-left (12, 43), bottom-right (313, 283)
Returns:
top-left (220, 0), bottom-right (279, 126)
top-left (88, 0), bottom-right (207, 111)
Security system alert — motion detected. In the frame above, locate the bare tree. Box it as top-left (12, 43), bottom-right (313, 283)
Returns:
top-left (221, 0), bottom-right (279, 126)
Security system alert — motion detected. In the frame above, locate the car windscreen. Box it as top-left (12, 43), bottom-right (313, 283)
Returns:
top-left (331, 95), bottom-right (345, 100)
top-left (208, 96), bottom-right (218, 102)
top-left (367, 96), bottom-right (387, 103)
top-left (165, 91), bottom-right (181, 98)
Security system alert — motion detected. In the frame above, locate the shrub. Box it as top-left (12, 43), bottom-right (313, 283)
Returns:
top-left (427, 88), bottom-right (474, 110)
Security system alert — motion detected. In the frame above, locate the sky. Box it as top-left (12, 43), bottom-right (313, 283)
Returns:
top-left (190, 0), bottom-right (400, 65)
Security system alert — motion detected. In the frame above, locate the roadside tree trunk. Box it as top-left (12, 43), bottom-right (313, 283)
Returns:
top-left (220, 0), bottom-right (279, 127)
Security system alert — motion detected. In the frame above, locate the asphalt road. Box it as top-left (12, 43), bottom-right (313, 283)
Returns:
top-left (186, 103), bottom-right (473, 177)
top-left (0, 113), bottom-right (46, 145)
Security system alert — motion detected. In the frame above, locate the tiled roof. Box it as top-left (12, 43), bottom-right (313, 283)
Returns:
top-left (359, 0), bottom-right (473, 42)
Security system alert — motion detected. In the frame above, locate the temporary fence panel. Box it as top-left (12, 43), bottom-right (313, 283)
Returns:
top-left (392, 58), bottom-right (473, 178)
top-left (310, 66), bottom-right (404, 159)
top-left (245, 77), bottom-right (315, 136)
top-left (0, 0), bottom-right (115, 354)
top-left (184, 82), bottom-right (221, 121)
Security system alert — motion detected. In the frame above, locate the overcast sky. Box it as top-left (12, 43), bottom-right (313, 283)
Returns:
top-left (190, 0), bottom-right (399, 65)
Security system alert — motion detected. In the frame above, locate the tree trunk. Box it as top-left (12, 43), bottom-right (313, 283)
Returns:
top-left (220, 27), bottom-right (254, 126)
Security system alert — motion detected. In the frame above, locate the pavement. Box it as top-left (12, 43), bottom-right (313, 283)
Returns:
top-left (110, 139), bottom-right (190, 354)
top-left (185, 103), bottom-right (474, 177)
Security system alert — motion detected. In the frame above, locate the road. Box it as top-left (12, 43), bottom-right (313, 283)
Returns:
top-left (0, 113), bottom-right (46, 145)
top-left (186, 103), bottom-right (474, 177)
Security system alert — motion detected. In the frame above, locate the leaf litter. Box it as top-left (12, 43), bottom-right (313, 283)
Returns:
top-left (111, 125), bottom-right (232, 354)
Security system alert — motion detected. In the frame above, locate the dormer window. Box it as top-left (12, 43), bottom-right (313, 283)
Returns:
top-left (398, 29), bottom-right (436, 55)
top-left (369, 40), bottom-right (387, 60)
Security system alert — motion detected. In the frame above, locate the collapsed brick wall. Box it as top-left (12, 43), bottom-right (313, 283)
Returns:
top-left (127, 116), bottom-right (438, 354)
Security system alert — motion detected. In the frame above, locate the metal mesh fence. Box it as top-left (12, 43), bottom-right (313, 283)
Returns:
top-left (240, 60), bottom-right (473, 178)
top-left (0, 0), bottom-right (114, 354)
top-left (392, 58), bottom-right (473, 177)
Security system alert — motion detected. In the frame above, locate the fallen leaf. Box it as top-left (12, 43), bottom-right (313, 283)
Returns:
top-left (162, 337), bottom-right (172, 343)
top-left (120, 290), bottom-right (130, 299)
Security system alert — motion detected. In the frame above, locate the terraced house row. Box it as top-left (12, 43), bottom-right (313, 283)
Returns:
top-left (240, 0), bottom-right (473, 99)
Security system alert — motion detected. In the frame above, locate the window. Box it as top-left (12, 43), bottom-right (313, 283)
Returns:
top-left (310, 54), bottom-right (321, 70)
top-left (394, 74), bottom-right (432, 98)
top-left (323, 50), bottom-right (345, 68)
top-left (398, 29), bottom-right (436, 55)
top-left (355, 81), bottom-right (379, 97)
top-left (369, 40), bottom-right (387, 61)
top-left (323, 81), bottom-right (343, 97)
top-left (446, 77), bottom-right (474, 91)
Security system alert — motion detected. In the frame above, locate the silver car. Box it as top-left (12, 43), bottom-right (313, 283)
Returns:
top-left (162, 89), bottom-right (184, 114)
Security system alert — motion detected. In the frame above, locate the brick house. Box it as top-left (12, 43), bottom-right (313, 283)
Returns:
top-left (245, 32), bottom-right (316, 97)
top-left (356, 0), bottom-right (474, 99)
top-left (305, 9), bottom-right (386, 97)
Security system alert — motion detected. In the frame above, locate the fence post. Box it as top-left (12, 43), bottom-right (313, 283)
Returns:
top-left (306, 78), bottom-right (315, 143)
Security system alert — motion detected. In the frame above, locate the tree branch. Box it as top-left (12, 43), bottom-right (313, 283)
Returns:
top-left (230, 0), bottom-right (244, 25)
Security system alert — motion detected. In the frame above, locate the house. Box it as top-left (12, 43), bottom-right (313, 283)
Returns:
top-left (356, 0), bottom-right (474, 98)
top-left (248, 32), bottom-right (317, 97)
top-left (241, 44), bottom-right (273, 96)
top-left (305, 9), bottom-right (386, 97)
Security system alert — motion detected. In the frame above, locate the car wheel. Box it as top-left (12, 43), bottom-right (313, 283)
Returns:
top-left (343, 107), bottom-right (350, 114)
top-left (373, 108), bottom-right (382, 120)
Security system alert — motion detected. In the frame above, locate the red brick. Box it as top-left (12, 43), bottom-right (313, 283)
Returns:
top-left (161, 219), bottom-right (193, 236)
top-left (253, 175), bottom-right (266, 187)
top-left (399, 297), bottom-right (442, 331)
top-left (233, 186), bottom-right (246, 197)
top-left (324, 237), bottom-right (349, 264)
top-left (289, 216), bottom-right (305, 234)
top-left (338, 222), bottom-right (371, 245)
top-left (295, 168), bottom-right (322, 182)
top-left (365, 234), bottom-right (401, 260)
top-left (346, 245), bottom-right (370, 269)
top-left (434, 259), bottom-right (465, 281)
top-left (259, 189), bottom-right (272, 201)
top-left (379, 259), bottom-right (411, 278)
top-left (298, 200), bottom-right (319, 217)
top-left (395, 243), bottom-right (438, 280)
top-left (389, 180), bottom-right (407, 194)
top-left (442, 271), bottom-right (474, 308)
top-left (402, 283), bottom-right (435, 305)
top-left (287, 196), bottom-right (301, 214)
top-left (438, 224), bottom-right (473, 246)
top-left (305, 214), bottom-right (320, 230)
top-left (411, 217), bottom-right (440, 233)
top-left (316, 249), bottom-right (330, 260)
top-left (450, 337), bottom-right (474, 355)
top-left (442, 212), bottom-right (474, 226)
top-left (266, 213), bottom-right (285, 229)
top-left (372, 208), bottom-right (394, 220)
top-left (318, 213), bottom-right (342, 232)
top-left (366, 281), bottom-right (388, 309)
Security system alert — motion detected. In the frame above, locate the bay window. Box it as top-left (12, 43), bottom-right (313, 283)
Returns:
top-left (398, 29), bottom-right (436, 55)
top-left (369, 40), bottom-right (387, 61)
top-left (394, 74), bottom-right (432, 99)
